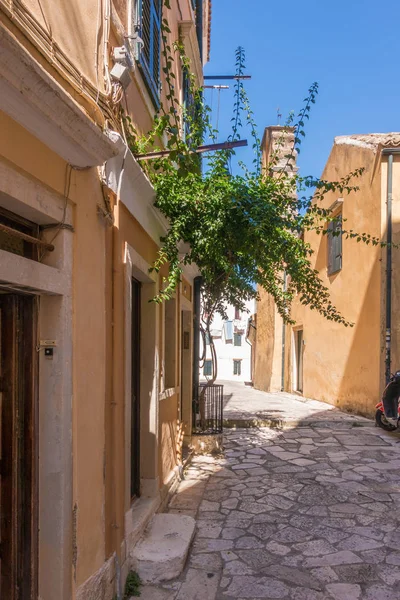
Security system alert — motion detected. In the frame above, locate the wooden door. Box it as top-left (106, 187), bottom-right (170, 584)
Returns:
top-left (0, 294), bottom-right (38, 599)
top-left (131, 280), bottom-right (141, 500)
top-left (296, 329), bottom-right (304, 393)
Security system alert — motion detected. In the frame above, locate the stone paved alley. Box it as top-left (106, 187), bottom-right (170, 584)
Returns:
top-left (140, 386), bottom-right (400, 600)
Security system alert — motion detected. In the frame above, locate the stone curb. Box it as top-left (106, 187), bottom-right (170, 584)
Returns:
top-left (223, 417), bottom-right (375, 429)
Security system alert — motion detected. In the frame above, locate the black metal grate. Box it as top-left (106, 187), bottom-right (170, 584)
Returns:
top-left (193, 383), bottom-right (223, 434)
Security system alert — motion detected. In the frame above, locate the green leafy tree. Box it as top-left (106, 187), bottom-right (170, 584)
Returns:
top-left (122, 2), bottom-right (384, 425)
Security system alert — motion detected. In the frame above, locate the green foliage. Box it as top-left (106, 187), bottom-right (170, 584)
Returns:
top-left (122, 1), bottom-right (385, 332)
top-left (124, 571), bottom-right (141, 598)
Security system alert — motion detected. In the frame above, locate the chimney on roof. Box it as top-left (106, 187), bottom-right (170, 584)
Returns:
top-left (261, 126), bottom-right (298, 177)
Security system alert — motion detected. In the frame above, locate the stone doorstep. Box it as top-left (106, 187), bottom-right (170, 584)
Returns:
top-left (132, 514), bottom-right (196, 584)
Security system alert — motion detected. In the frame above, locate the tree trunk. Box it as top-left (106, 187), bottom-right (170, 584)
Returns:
top-left (199, 318), bottom-right (218, 429)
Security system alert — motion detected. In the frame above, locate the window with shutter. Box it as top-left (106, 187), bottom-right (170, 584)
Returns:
top-left (233, 360), bottom-right (242, 376)
top-left (136, 0), bottom-right (161, 107)
top-left (182, 70), bottom-right (194, 142)
top-left (327, 214), bottom-right (342, 275)
top-left (203, 360), bottom-right (212, 376)
top-left (234, 333), bottom-right (242, 347)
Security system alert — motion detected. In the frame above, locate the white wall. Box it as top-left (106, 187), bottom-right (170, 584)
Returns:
top-left (200, 300), bottom-right (254, 382)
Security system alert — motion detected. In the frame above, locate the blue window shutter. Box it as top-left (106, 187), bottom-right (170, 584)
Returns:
top-left (138, 0), bottom-right (161, 106)
top-left (182, 70), bottom-right (193, 141)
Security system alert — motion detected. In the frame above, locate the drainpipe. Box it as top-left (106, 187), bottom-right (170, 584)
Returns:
top-left (385, 152), bottom-right (393, 383)
top-left (281, 270), bottom-right (287, 391)
top-left (382, 151), bottom-right (395, 383)
top-left (195, 0), bottom-right (203, 62)
top-left (192, 276), bottom-right (202, 419)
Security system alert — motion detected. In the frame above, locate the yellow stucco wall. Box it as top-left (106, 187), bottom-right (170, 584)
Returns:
top-left (19, 0), bottom-right (106, 89)
top-left (289, 142), bottom-right (383, 415)
top-left (1, 0), bottom-right (199, 596)
top-left (0, 110), bottom-right (108, 586)
top-left (159, 395), bottom-right (179, 484)
top-left (253, 287), bottom-right (283, 392)
top-left (381, 156), bottom-right (400, 391)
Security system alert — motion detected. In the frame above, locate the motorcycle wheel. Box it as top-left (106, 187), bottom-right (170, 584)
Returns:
top-left (375, 409), bottom-right (397, 431)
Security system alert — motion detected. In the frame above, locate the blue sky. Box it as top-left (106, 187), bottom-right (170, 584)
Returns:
top-left (204, 0), bottom-right (400, 179)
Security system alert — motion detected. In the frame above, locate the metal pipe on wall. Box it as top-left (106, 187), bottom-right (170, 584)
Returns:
top-left (385, 152), bottom-right (393, 383)
top-left (192, 276), bottom-right (202, 420)
top-left (281, 270), bottom-right (287, 391)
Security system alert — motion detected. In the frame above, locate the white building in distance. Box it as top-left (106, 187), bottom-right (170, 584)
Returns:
top-left (200, 300), bottom-right (255, 382)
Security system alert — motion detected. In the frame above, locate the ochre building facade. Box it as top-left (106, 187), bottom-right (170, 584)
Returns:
top-left (252, 129), bottom-right (400, 418)
top-left (0, 1), bottom-right (210, 598)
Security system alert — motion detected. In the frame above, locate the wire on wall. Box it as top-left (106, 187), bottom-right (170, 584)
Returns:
top-left (39, 164), bottom-right (73, 262)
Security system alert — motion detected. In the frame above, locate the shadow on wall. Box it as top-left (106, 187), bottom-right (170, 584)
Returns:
top-left (339, 215), bottom-right (400, 414)
top-left (308, 228), bottom-right (382, 417)
top-left (253, 289), bottom-right (277, 393)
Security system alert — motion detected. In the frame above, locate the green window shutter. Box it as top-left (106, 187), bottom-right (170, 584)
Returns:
top-left (327, 221), bottom-right (334, 275)
top-left (334, 216), bottom-right (342, 272)
top-left (203, 360), bottom-right (212, 376)
top-left (234, 333), bottom-right (242, 347)
top-left (327, 216), bottom-right (342, 275)
top-left (233, 360), bottom-right (241, 375)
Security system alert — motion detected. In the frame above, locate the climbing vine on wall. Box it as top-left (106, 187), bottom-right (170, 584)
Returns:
top-left (122, 0), bottom-right (386, 389)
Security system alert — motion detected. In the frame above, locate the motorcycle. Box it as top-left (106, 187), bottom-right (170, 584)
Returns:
top-left (375, 370), bottom-right (400, 431)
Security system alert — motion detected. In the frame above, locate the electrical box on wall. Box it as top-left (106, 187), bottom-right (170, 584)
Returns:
top-left (110, 62), bottom-right (131, 90)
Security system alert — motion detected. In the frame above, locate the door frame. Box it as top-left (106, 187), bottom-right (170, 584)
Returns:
top-left (292, 327), bottom-right (304, 394)
top-left (0, 293), bottom-right (38, 600)
top-left (123, 243), bottom-right (159, 509)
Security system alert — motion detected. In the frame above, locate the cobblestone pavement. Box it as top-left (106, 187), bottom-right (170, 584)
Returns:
top-left (141, 413), bottom-right (400, 599)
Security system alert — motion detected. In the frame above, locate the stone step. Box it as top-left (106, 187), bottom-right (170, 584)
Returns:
top-left (132, 513), bottom-right (196, 584)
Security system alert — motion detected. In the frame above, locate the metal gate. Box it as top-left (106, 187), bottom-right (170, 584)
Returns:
top-left (193, 383), bottom-right (223, 434)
